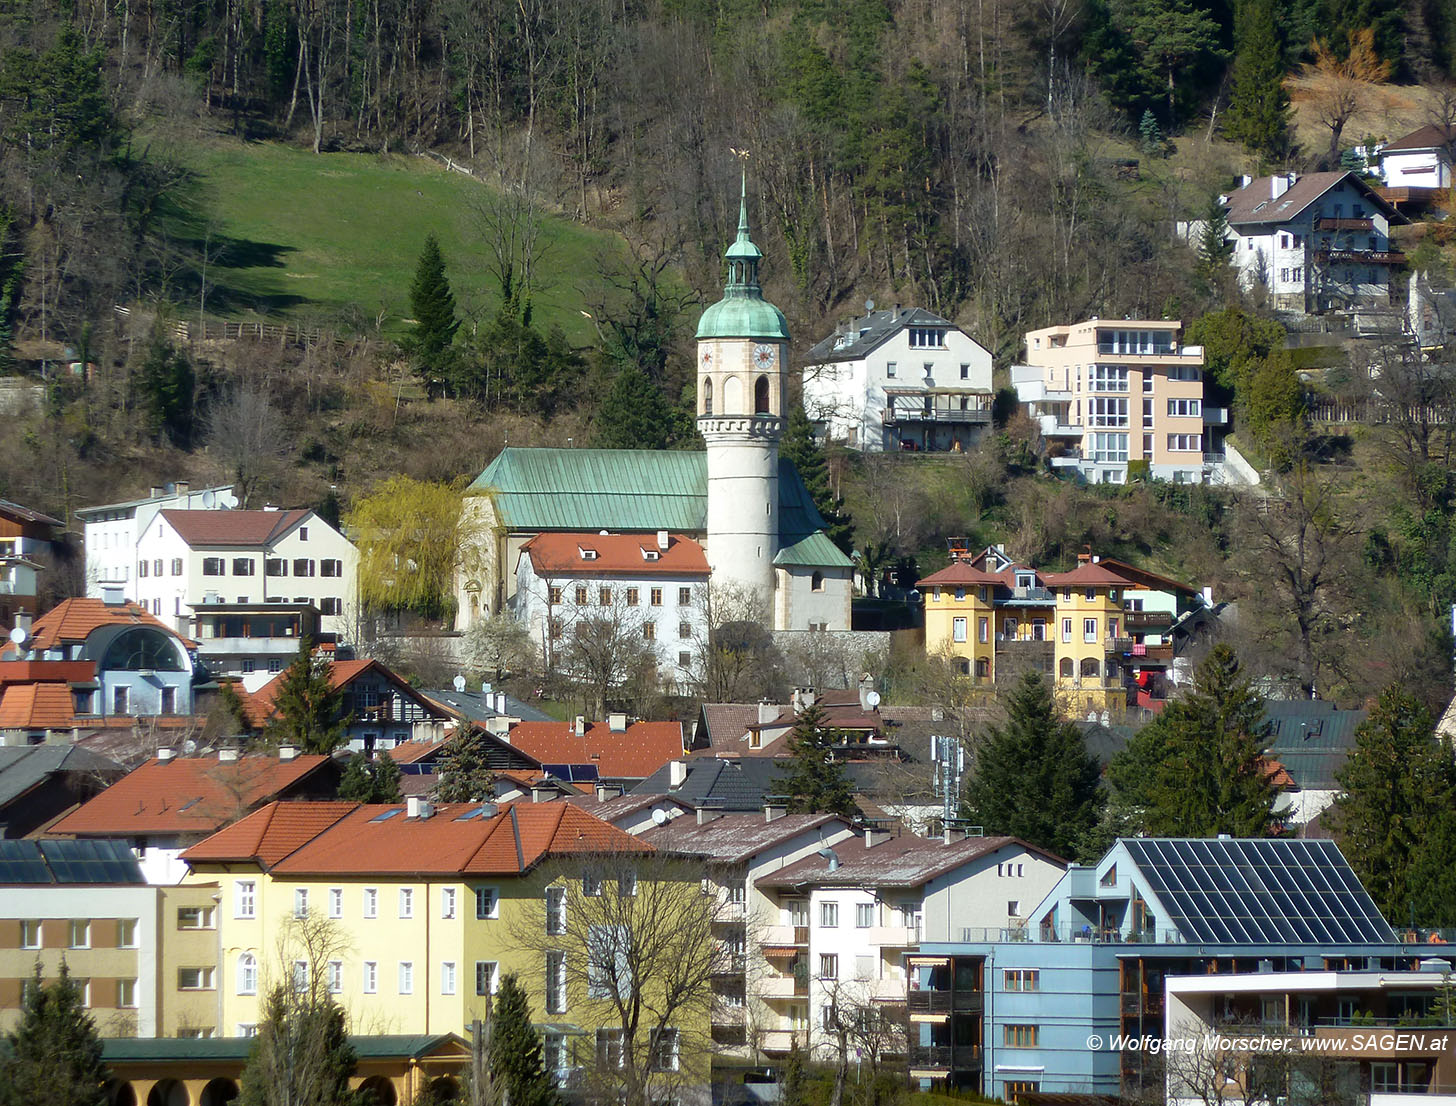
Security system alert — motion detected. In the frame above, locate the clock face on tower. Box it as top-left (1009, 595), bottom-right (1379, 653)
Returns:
top-left (752, 343), bottom-right (777, 369)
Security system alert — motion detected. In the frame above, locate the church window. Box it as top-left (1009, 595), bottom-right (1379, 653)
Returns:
top-left (703, 378), bottom-right (713, 416)
top-left (811, 572), bottom-right (824, 592)
top-left (754, 375), bottom-right (771, 414)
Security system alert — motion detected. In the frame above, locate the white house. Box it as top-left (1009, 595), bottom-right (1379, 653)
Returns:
top-left (802, 307), bottom-right (994, 452)
top-left (513, 531), bottom-right (711, 690)
top-left (1376, 123), bottom-right (1455, 190)
top-left (130, 508), bottom-right (358, 644)
top-left (755, 830), bottom-right (1067, 1059)
top-left (78, 482), bottom-right (238, 597)
top-left (1186, 171), bottom-right (1407, 313)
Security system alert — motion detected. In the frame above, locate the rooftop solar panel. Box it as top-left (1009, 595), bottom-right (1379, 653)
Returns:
top-left (0, 839), bottom-right (143, 884)
top-left (1121, 838), bottom-right (1396, 945)
top-left (0, 840), bottom-right (54, 883)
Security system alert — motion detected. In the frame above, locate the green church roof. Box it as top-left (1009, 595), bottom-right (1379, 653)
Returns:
top-left (696, 173), bottom-right (790, 341)
top-left (467, 448), bottom-right (851, 569)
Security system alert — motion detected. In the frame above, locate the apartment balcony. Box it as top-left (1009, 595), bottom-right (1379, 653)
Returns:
top-left (907, 990), bottom-right (983, 1017)
top-left (759, 973), bottom-right (810, 1000)
top-left (1011, 366), bottom-right (1073, 403)
top-left (1203, 406), bottom-right (1229, 425)
top-left (760, 1029), bottom-right (810, 1053)
top-left (1094, 343), bottom-right (1199, 360)
top-left (712, 953), bottom-right (747, 977)
top-left (1315, 216), bottom-right (1375, 231)
top-left (712, 1002), bottom-right (747, 1027)
top-left (1037, 414), bottom-right (1084, 438)
top-left (1121, 991), bottom-right (1165, 1015)
top-left (1316, 247), bottom-right (1406, 265)
top-left (907, 1044), bottom-right (982, 1072)
top-left (882, 395), bottom-right (994, 426)
top-left (1123, 609), bottom-right (1173, 633)
top-left (196, 636), bottom-right (307, 656)
top-left (760, 925), bottom-right (809, 949)
top-left (867, 925), bottom-right (922, 948)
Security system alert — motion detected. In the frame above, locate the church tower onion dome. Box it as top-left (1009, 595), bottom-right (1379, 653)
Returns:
top-left (695, 174), bottom-right (790, 341)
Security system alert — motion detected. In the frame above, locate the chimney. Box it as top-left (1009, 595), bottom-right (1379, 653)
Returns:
top-left (595, 782), bottom-right (623, 802)
top-left (101, 586), bottom-right (125, 607)
top-left (157, 746), bottom-right (176, 763)
top-left (764, 802), bottom-right (786, 822)
top-left (865, 828), bottom-right (891, 848)
top-left (1239, 174), bottom-right (1253, 189)
top-left (477, 801), bottom-right (499, 818)
top-left (175, 481), bottom-right (190, 497)
top-left (657, 530), bottom-right (669, 551)
top-left (1202, 585), bottom-right (1214, 606)
top-left (530, 785), bottom-right (554, 803)
top-left (858, 673), bottom-right (875, 712)
top-left (608, 712), bottom-right (627, 733)
top-left (218, 747), bottom-right (239, 763)
top-left (263, 504), bottom-right (280, 512)
top-left (696, 807), bottom-right (722, 825)
top-left (574, 715), bottom-right (587, 737)
top-left (758, 699), bottom-right (778, 725)
top-left (668, 760), bottom-right (688, 788)
top-left (149, 486), bottom-right (164, 498)
top-left (1271, 171), bottom-right (1296, 199)
top-left (278, 745), bottom-right (297, 761)
top-left (486, 716), bottom-right (513, 740)
top-left (406, 796), bottom-right (434, 819)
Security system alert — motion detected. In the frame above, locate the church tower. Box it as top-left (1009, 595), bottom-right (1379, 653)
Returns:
top-left (696, 173), bottom-right (789, 610)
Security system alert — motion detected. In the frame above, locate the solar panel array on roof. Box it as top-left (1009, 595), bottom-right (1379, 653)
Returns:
top-left (1122, 838), bottom-right (1396, 945)
top-left (541, 764), bottom-right (599, 782)
top-left (0, 838), bottom-right (143, 884)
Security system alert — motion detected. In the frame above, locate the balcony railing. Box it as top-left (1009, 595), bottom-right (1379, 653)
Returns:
top-left (960, 923), bottom-right (1189, 944)
top-left (883, 405), bottom-right (993, 425)
top-left (908, 990), bottom-right (984, 1015)
top-left (907, 1044), bottom-right (982, 1071)
top-left (1123, 609), bottom-right (1173, 631)
top-left (1315, 216), bottom-right (1375, 231)
top-left (759, 925), bottom-right (809, 948)
top-left (1317, 248), bottom-right (1406, 265)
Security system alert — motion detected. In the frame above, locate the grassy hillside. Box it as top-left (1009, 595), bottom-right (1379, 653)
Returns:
top-left (161, 136), bottom-right (621, 344)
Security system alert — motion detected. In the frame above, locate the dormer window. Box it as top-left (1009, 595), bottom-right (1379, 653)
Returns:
top-left (578, 546), bottom-right (598, 560)
top-left (1016, 572), bottom-right (1035, 589)
top-left (641, 548), bottom-right (661, 562)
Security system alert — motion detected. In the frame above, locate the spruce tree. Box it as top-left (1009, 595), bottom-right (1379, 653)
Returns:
top-left (1223, 0), bottom-right (1292, 161)
top-left (962, 671), bottom-right (1103, 860)
top-left (138, 336), bottom-right (195, 447)
top-left (433, 723), bottom-right (498, 803)
top-left (372, 749), bottom-right (402, 802)
top-left (781, 404), bottom-right (854, 555)
top-left (1120, 644), bottom-right (1283, 838)
top-left (779, 702), bottom-right (858, 817)
top-left (408, 233), bottom-right (460, 397)
top-left (1329, 687), bottom-right (1456, 923)
top-left (0, 962), bottom-right (107, 1106)
top-left (593, 364), bottom-right (678, 450)
top-left (239, 984), bottom-right (357, 1106)
top-left (489, 973), bottom-right (559, 1106)
top-left (265, 639), bottom-right (348, 755)
top-left (1195, 197), bottom-right (1236, 288)
top-left (336, 750), bottom-right (402, 802)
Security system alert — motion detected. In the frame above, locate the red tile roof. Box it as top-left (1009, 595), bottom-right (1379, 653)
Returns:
top-left (49, 753), bottom-right (333, 836)
top-left (0, 683), bottom-right (78, 729)
top-left (916, 562), bottom-right (1005, 587)
top-left (520, 533), bottom-right (710, 577)
top-left (159, 508), bottom-right (310, 546)
top-left (183, 799), bottom-right (653, 875)
top-left (1041, 562), bottom-right (1136, 588)
top-left (385, 739), bottom-right (446, 765)
top-left (27, 598), bottom-right (196, 651)
top-left (504, 721), bottom-right (685, 779)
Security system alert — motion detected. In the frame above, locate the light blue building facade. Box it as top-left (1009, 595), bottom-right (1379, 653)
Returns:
top-left (908, 837), bottom-right (1413, 1101)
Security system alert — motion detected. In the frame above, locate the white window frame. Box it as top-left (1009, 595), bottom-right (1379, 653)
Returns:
top-left (476, 960), bottom-right (498, 996)
top-left (294, 888), bottom-right (309, 919)
top-left (475, 886), bottom-right (499, 920)
top-left (328, 888), bottom-right (343, 919)
top-left (235, 880), bottom-right (256, 919)
top-left (441, 961), bottom-right (456, 996)
top-left (238, 953), bottom-right (258, 995)
top-left (363, 961), bottom-right (378, 994)
top-left (363, 888), bottom-right (378, 919)
top-left (398, 961), bottom-right (414, 995)
top-left (546, 886), bottom-right (567, 935)
top-left (442, 887), bottom-right (457, 919)
top-left (820, 901), bottom-right (838, 928)
top-left (398, 887), bottom-right (414, 919)
top-left (327, 960), bottom-right (343, 994)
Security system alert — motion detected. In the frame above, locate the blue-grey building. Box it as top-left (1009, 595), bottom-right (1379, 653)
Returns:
top-left (908, 837), bottom-right (1412, 1101)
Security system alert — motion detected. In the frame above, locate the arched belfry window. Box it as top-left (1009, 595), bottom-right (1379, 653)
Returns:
top-left (703, 377), bottom-right (713, 415)
top-left (754, 375), bottom-right (771, 414)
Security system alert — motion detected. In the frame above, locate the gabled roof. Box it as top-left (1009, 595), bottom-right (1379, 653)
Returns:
top-left (520, 533), bottom-right (709, 577)
top-left (0, 744), bottom-right (124, 809)
top-left (178, 800), bottom-right (358, 865)
top-left (758, 833), bottom-right (1065, 890)
top-left (183, 799), bottom-right (653, 876)
top-left (638, 812), bottom-right (852, 864)
top-left (693, 704), bottom-right (764, 754)
top-left (27, 598), bottom-right (193, 651)
top-left (243, 658), bottom-right (449, 729)
top-left (805, 307), bottom-right (973, 363)
top-left (503, 721), bottom-right (685, 780)
top-left (631, 756), bottom-right (790, 810)
top-left (418, 687), bottom-right (554, 724)
top-left (1264, 699), bottom-right (1365, 790)
top-left (1383, 123), bottom-right (1456, 154)
top-left (466, 449), bottom-right (851, 569)
top-left (0, 499), bottom-right (63, 528)
top-left (49, 753), bottom-right (333, 837)
top-left (1223, 171), bottom-right (1405, 226)
top-left (159, 508), bottom-right (311, 547)
top-left (1090, 557), bottom-right (1198, 595)
top-left (1041, 562), bottom-right (1136, 588)
top-left (916, 562), bottom-right (1005, 588)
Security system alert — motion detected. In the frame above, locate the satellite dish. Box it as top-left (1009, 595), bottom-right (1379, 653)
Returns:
top-left (453, 674), bottom-right (467, 693)
top-left (201, 490), bottom-right (216, 508)
top-left (865, 297), bottom-right (875, 313)
top-left (9, 626), bottom-right (29, 646)
top-left (651, 808), bottom-right (669, 826)
top-left (865, 690), bottom-right (881, 709)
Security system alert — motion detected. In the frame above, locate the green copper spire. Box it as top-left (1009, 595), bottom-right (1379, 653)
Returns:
top-left (696, 169), bottom-right (789, 340)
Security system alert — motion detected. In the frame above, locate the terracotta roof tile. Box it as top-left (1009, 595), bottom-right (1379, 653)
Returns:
top-left (520, 532), bottom-right (710, 577)
top-left (188, 800), bottom-right (654, 876)
top-left (28, 598), bottom-right (197, 651)
top-left (1041, 562), bottom-right (1136, 588)
top-left (0, 683), bottom-right (77, 728)
top-left (917, 562), bottom-right (1005, 587)
top-left (159, 508), bottom-right (310, 546)
top-left (504, 721), bottom-right (685, 779)
top-left (49, 754), bottom-right (333, 836)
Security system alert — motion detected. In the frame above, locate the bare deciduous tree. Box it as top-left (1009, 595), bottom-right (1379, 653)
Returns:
top-left (204, 387), bottom-right (292, 508)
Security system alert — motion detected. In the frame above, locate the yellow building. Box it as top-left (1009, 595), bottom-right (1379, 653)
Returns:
top-left (917, 562), bottom-right (1000, 683)
top-left (181, 797), bottom-right (712, 1102)
top-left (1040, 559), bottom-right (1138, 716)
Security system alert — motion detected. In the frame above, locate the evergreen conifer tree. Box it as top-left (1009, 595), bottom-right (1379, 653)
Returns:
top-left (372, 749), bottom-right (402, 802)
top-left (780, 1042), bottom-right (809, 1106)
top-left (593, 364), bottom-right (679, 450)
top-left (1329, 686), bottom-right (1456, 922)
top-left (0, 962), bottom-right (107, 1106)
top-left (336, 750), bottom-right (403, 802)
top-left (489, 973), bottom-right (559, 1106)
top-left (962, 671), bottom-right (1103, 859)
top-left (138, 336), bottom-right (195, 447)
top-left (408, 233), bottom-right (460, 397)
top-left (265, 639), bottom-right (348, 755)
top-left (239, 984), bottom-right (357, 1106)
top-left (1223, 0), bottom-right (1292, 161)
top-left (1139, 109), bottom-right (1165, 156)
top-left (780, 702), bottom-right (858, 817)
top-left (781, 404), bottom-right (854, 554)
top-left (1195, 197), bottom-right (1236, 288)
top-left (1118, 644), bottom-right (1283, 838)
top-left (433, 724), bottom-right (499, 803)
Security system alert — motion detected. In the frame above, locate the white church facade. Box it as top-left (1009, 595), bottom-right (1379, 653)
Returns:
top-left (455, 176), bottom-right (854, 634)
